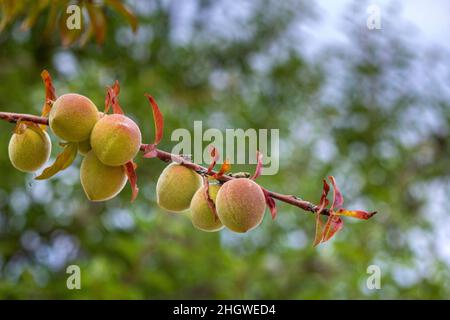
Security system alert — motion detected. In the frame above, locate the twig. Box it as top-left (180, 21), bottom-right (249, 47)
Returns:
top-left (1, 111), bottom-right (330, 216)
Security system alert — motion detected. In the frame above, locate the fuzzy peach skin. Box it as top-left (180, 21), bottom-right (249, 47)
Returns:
top-left (49, 93), bottom-right (100, 142)
top-left (8, 127), bottom-right (51, 173)
top-left (216, 178), bottom-right (266, 233)
top-left (156, 163), bottom-right (202, 212)
top-left (90, 114), bottom-right (142, 166)
top-left (189, 184), bottom-right (224, 232)
top-left (80, 151), bottom-right (127, 201)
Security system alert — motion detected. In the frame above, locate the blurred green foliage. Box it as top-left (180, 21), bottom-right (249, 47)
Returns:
top-left (0, 0), bottom-right (450, 299)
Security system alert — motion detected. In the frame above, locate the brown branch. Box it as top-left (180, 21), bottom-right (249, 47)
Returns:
top-left (1, 111), bottom-right (330, 216)
top-left (0, 112), bottom-right (50, 125)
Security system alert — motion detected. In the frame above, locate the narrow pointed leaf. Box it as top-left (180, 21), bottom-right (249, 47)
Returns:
top-left (213, 159), bottom-right (230, 179)
top-left (313, 213), bottom-right (324, 246)
top-left (251, 150), bottom-right (263, 180)
top-left (207, 146), bottom-right (219, 175)
top-left (262, 188), bottom-right (277, 219)
top-left (124, 160), bottom-right (139, 202)
top-left (318, 179), bottom-right (330, 213)
top-left (35, 142), bottom-right (78, 180)
top-left (41, 69), bottom-right (57, 118)
top-left (145, 94), bottom-right (164, 145)
top-left (329, 176), bottom-right (344, 210)
top-left (335, 208), bottom-right (377, 220)
top-left (321, 215), bottom-right (344, 243)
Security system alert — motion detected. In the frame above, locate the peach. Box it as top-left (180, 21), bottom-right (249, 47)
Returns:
top-left (49, 93), bottom-right (99, 142)
top-left (80, 151), bottom-right (127, 201)
top-left (156, 163), bottom-right (202, 212)
top-left (90, 114), bottom-right (141, 166)
top-left (216, 178), bottom-right (266, 233)
top-left (189, 184), bottom-right (223, 232)
top-left (8, 126), bottom-right (51, 173)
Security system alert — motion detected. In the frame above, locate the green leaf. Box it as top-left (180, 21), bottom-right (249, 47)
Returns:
top-left (35, 142), bottom-right (78, 180)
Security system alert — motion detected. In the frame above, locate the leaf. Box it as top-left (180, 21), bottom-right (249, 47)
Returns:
top-left (213, 160), bottom-right (230, 179)
top-left (251, 150), bottom-right (263, 180)
top-left (145, 94), bottom-right (164, 144)
top-left (35, 142), bottom-right (78, 180)
top-left (40, 69), bottom-right (57, 118)
top-left (207, 146), bottom-right (219, 175)
top-left (318, 179), bottom-right (330, 213)
top-left (85, 2), bottom-right (106, 45)
top-left (328, 176), bottom-right (344, 210)
top-left (202, 176), bottom-right (219, 221)
top-left (143, 94), bottom-right (164, 158)
top-left (321, 215), bottom-right (344, 243)
top-left (105, 0), bottom-right (138, 33)
top-left (262, 188), bottom-right (277, 220)
top-left (313, 213), bottom-right (324, 247)
top-left (313, 179), bottom-right (330, 246)
top-left (124, 160), bottom-right (139, 202)
top-left (104, 82), bottom-right (124, 115)
top-left (336, 208), bottom-right (377, 220)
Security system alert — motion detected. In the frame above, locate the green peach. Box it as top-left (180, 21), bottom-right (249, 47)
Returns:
top-left (90, 114), bottom-right (141, 166)
top-left (77, 139), bottom-right (92, 156)
top-left (49, 93), bottom-right (100, 142)
top-left (216, 178), bottom-right (266, 233)
top-left (8, 127), bottom-right (51, 173)
top-left (80, 151), bottom-right (127, 201)
top-left (156, 163), bottom-right (202, 212)
top-left (189, 184), bottom-right (223, 232)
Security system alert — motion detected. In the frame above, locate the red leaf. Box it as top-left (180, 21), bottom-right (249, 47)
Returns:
top-left (251, 150), bottom-right (263, 180)
top-left (207, 146), bottom-right (219, 175)
top-left (40, 70), bottom-right (57, 118)
top-left (124, 160), bottom-right (139, 202)
top-left (318, 179), bottom-right (330, 213)
top-left (336, 208), bottom-right (377, 220)
top-left (202, 176), bottom-right (219, 221)
top-left (328, 176), bottom-right (344, 210)
top-left (104, 83), bottom-right (124, 115)
top-left (213, 160), bottom-right (230, 179)
top-left (321, 215), bottom-right (344, 243)
top-left (145, 94), bottom-right (164, 146)
top-left (262, 188), bottom-right (277, 220)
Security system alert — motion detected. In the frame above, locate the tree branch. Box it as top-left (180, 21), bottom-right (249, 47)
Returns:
top-left (0, 111), bottom-right (331, 216)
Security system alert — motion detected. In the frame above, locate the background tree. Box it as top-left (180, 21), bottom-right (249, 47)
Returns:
top-left (0, 0), bottom-right (449, 298)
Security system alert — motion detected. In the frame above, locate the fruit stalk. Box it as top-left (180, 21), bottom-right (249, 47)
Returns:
top-left (0, 111), bottom-right (331, 216)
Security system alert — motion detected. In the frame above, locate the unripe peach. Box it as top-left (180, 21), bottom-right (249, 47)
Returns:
top-left (49, 93), bottom-right (100, 142)
top-left (216, 178), bottom-right (266, 233)
top-left (80, 151), bottom-right (127, 201)
top-left (77, 139), bottom-right (91, 156)
top-left (90, 114), bottom-right (141, 166)
top-left (189, 184), bottom-right (223, 232)
top-left (156, 163), bottom-right (202, 212)
top-left (8, 127), bottom-right (51, 173)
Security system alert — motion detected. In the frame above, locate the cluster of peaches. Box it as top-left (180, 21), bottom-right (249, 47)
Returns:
top-left (7, 93), bottom-right (267, 233)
